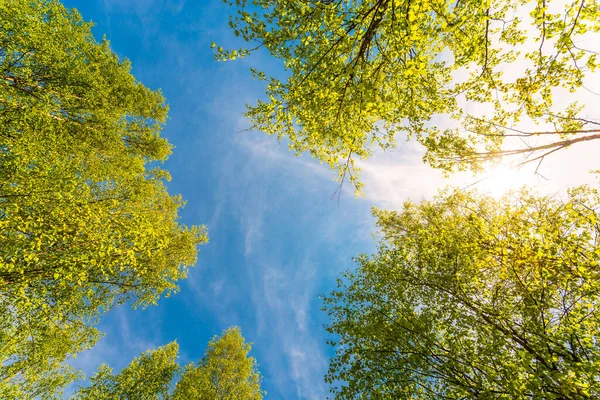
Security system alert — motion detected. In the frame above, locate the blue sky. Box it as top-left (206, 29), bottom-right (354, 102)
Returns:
top-left (61, 1), bottom-right (600, 399)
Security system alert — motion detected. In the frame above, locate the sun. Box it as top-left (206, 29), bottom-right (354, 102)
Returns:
top-left (474, 164), bottom-right (533, 198)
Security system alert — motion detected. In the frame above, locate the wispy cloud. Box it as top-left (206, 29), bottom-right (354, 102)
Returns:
top-left (178, 116), bottom-right (354, 398)
top-left (254, 261), bottom-right (329, 400)
top-left (210, 278), bottom-right (225, 296)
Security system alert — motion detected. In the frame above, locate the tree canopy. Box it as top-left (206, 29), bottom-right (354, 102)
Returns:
top-left (72, 327), bottom-right (264, 400)
top-left (0, 0), bottom-right (207, 397)
top-left (220, 0), bottom-right (600, 191)
top-left (324, 185), bottom-right (600, 398)
top-left (173, 326), bottom-right (264, 400)
top-left (72, 342), bottom-right (180, 400)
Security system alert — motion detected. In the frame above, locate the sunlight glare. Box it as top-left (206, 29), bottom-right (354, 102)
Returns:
top-left (475, 164), bottom-right (533, 198)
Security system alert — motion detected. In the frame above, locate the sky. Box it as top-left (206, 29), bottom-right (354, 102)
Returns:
top-left (60, 1), bottom-right (600, 399)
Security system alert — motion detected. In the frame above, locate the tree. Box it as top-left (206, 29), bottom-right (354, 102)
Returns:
top-left (73, 327), bottom-right (264, 399)
top-left (173, 327), bottom-right (264, 400)
top-left (0, 1), bottom-right (207, 397)
top-left (219, 0), bottom-right (600, 191)
top-left (324, 186), bottom-right (600, 398)
top-left (72, 342), bottom-right (180, 400)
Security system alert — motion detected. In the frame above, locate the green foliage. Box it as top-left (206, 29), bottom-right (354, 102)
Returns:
top-left (73, 327), bottom-right (264, 399)
top-left (0, 0), bottom-right (207, 397)
top-left (324, 186), bottom-right (600, 398)
top-left (72, 342), bottom-right (180, 400)
top-left (220, 0), bottom-right (600, 191)
top-left (173, 326), bottom-right (264, 400)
